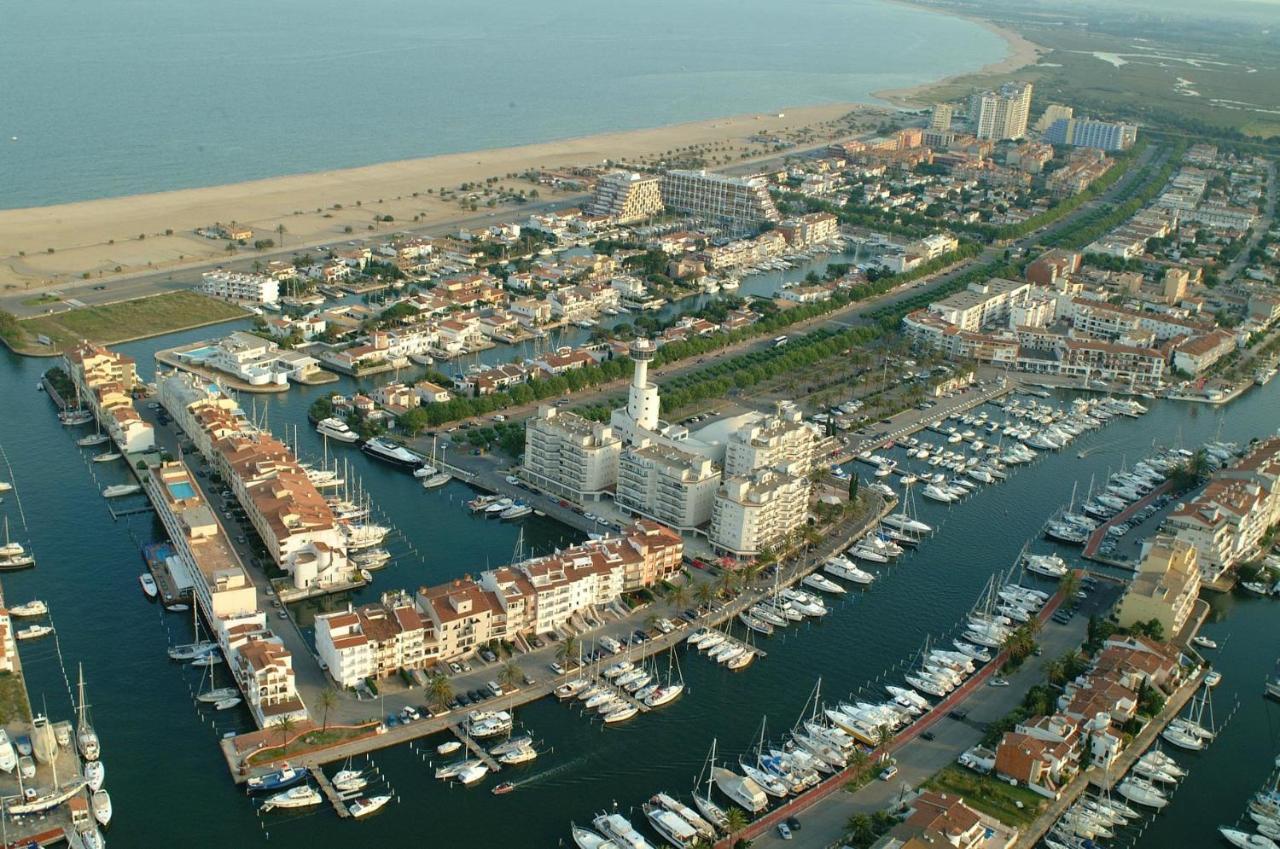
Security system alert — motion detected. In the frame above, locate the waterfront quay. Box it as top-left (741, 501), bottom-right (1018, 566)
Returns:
top-left (218, 492), bottom-right (894, 781)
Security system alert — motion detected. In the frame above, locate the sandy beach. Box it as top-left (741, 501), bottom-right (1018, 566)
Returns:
top-left (0, 6), bottom-right (1043, 295)
top-left (0, 104), bottom-right (877, 292)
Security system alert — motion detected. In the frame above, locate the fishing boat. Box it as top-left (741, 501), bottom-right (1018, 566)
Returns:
top-left (9, 600), bottom-right (47, 618)
top-left (16, 624), bottom-right (53, 641)
top-left (246, 762), bottom-right (305, 794)
top-left (348, 794), bottom-right (392, 818)
top-left (262, 785), bottom-right (322, 812)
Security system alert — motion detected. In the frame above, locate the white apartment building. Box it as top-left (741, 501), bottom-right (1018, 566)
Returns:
top-left (660, 170), bottom-right (782, 233)
top-left (179, 331), bottom-right (318, 386)
top-left (927, 278), bottom-right (1032, 332)
top-left (198, 270), bottom-right (279, 305)
top-left (234, 635), bottom-right (307, 727)
top-left (314, 597), bottom-right (429, 688)
top-left (587, 171), bottom-right (665, 223)
top-left (523, 407), bottom-right (623, 503)
top-left (63, 343), bottom-right (156, 454)
top-left (723, 402), bottom-right (817, 478)
top-left (710, 467), bottom-right (809, 558)
top-left (970, 81), bottom-right (1034, 141)
top-left (616, 439), bottom-right (720, 531)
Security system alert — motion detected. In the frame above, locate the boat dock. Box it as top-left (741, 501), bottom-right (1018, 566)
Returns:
top-left (309, 765), bottom-right (352, 819)
top-left (142, 542), bottom-right (187, 606)
top-left (449, 725), bottom-right (502, 773)
top-left (590, 676), bottom-right (653, 715)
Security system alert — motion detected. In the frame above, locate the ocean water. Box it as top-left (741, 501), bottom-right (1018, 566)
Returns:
top-left (0, 0), bottom-right (1005, 208)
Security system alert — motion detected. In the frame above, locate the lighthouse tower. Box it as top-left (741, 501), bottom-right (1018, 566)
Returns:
top-left (625, 338), bottom-right (660, 435)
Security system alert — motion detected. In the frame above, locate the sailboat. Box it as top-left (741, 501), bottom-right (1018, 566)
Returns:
top-left (692, 740), bottom-right (731, 831)
top-left (420, 436), bottom-right (452, 489)
top-left (0, 518), bottom-right (35, 570)
top-left (76, 665), bottom-right (100, 762)
top-left (644, 650), bottom-right (685, 708)
top-left (169, 602), bottom-right (217, 661)
top-left (740, 718), bottom-right (789, 797)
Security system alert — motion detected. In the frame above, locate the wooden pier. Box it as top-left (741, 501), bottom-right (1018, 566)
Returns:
top-left (310, 765), bottom-right (351, 818)
top-left (449, 725), bottom-right (502, 773)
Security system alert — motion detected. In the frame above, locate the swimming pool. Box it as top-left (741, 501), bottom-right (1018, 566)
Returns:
top-left (167, 481), bottom-right (197, 500)
top-left (181, 345), bottom-right (218, 361)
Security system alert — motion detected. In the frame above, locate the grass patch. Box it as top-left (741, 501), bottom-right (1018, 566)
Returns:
top-left (21, 294), bottom-right (62, 308)
top-left (7, 291), bottom-right (246, 353)
top-left (923, 765), bottom-right (1046, 829)
top-left (0, 673), bottom-right (32, 725)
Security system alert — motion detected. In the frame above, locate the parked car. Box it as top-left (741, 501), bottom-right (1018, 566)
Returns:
top-left (880, 765), bottom-right (899, 781)
top-left (777, 823), bottom-right (793, 840)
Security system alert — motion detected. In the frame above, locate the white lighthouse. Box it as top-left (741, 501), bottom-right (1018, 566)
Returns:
top-left (611, 337), bottom-right (661, 442)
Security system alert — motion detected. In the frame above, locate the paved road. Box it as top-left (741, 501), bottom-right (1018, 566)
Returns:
top-left (750, 581), bottom-right (1122, 849)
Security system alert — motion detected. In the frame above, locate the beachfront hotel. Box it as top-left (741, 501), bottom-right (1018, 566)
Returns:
top-left (587, 171), bottom-right (665, 223)
top-left (709, 466), bottom-right (810, 558)
top-left (63, 342), bottom-right (156, 454)
top-left (659, 169), bottom-right (781, 233)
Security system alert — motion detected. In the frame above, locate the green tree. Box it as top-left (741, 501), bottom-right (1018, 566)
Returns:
top-left (317, 688), bottom-right (337, 732)
top-left (276, 714), bottom-right (295, 752)
top-left (426, 671), bottom-right (454, 712)
top-left (723, 807), bottom-right (749, 842)
top-left (499, 659), bottom-right (522, 693)
top-left (848, 475), bottom-right (859, 502)
top-left (845, 813), bottom-right (877, 847)
top-left (556, 635), bottom-right (581, 667)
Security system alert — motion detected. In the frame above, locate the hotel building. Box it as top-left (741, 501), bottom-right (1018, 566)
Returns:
top-left (1114, 536), bottom-right (1200, 636)
top-left (660, 170), bottom-right (782, 233)
top-left (314, 595), bottom-right (429, 688)
top-left (723, 402), bottom-right (817, 478)
top-left (709, 466), bottom-right (809, 558)
top-left (616, 440), bottom-right (720, 531)
top-left (587, 171), bottom-right (665, 223)
top-left (523, 408), bottom-right (622, 504)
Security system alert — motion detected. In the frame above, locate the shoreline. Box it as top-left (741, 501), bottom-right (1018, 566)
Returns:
top-left (0, 103), bottom-right (877, 292)
top-left (872, 1), bottom-right (1047, 108)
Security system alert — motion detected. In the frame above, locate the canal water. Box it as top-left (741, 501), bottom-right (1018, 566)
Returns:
top-left (2, 325), bottom-right (1277, 846)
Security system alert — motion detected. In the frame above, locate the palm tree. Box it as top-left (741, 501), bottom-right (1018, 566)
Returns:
top-left (716, 571), bottom-right (737, 599)
top-left (499, 659), bottom-right (522, 693)
top-left (276, 223), bottom-right (287, 247)
top-left (317, 688), bottom-right (337, 733)
top-left (848, 746), bottom-right (870, 776)
top-left (1059, 570), bottom-right (1082, 601)
top-left (694, 581), bottom-right (715, 611)
top-left (276, 714), bottom-right (295, 754)
top-left (845, 813), bottom-right (876, 846)
top-left (668, 583), bottom-right (690, 612)
top-left (556, 635), bottom-right (581, 667)
top-left (723, 807), bottom-right (749, 842)
top-left (426, 671), bottom-right (454, 713)
top-left (877, 725), bottom-right (895, 753)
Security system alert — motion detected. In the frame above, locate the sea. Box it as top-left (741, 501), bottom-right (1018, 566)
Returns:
top-left (0, 0), bottom-right (1007, 208)
top-left (1, 254), bottom-right (1279, 847)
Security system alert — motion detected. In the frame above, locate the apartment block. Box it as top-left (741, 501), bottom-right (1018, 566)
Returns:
top-left (927, 278), bottom-right (1031, 332)
top-left (198, 270), bottom-right (279, 304)
top-left (314, 596), bottom-right (429, 688)
top-left (1045, 117), bottom-right (1137, 152)
top-left (659, 170), bottom-right (781, 232)
top-left (1114, 536), bottom-right (1200, 636)
top-left (723, 402), bottom-right (817, 477)
top-left (523, 407), bottom-right (623, 504)
top-left (970, 81), bottom-right (1033, 141)
top-left (587, 171), bottom-right (664, 223)
top-left (234, 635), bottom-right (306, 726)
top-left (616, 439), bottom-right (719, 531)
top-left (63, 343), bottom-right (155, 454)
top-left (709, 467), bottom-right (809, 558)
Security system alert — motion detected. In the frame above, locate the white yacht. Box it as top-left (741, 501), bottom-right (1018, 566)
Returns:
top-left (0, 730), bottom-right (15, 773)
top-left (711, 766), bottom-right (768, 813)
top-left (315, 417), bottom-right (360, 443)
top-left (102, 483), bottom-right (142, 498)
top-left (571, 824), bottom-right (618, 849)
top-left (652, 792), bottom-right (716, 841)
top-left (9, 600), bottom-right (47, 617)
top-left (348, 794), bottom-right (392, 817)
top-left (593, 812), bottom-right (656, 849)
top-left (361, 437), bottom-right (427, 468)
top-left (643, 802), bottom-right (698, 848)
top-left (262, 785), bottom-right (322, 811)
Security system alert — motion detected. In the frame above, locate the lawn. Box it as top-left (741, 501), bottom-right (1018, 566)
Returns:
top-left (0, 672), bottom-right (32, 725)
top-left (4, 291), bottom-right (247, 354)
top-left (923, 765), bottom-right (1046, 830)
